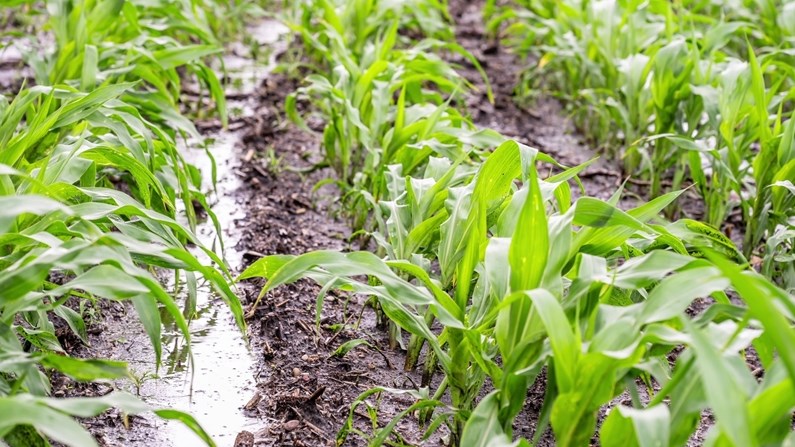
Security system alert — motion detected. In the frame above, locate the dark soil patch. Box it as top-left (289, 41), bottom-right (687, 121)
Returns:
top-left (233, 72), bottom-right (443, 446)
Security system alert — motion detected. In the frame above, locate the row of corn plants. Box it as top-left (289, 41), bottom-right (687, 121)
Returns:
top-left (485, 0), bottom-right (795, 293)
top-left (0, 1), bottom-right (249, 445)
top-left (242, 0), bottom-right (795, 445)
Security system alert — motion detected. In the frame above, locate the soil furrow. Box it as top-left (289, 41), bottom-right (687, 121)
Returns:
top-left (235, 72), bottom-right (438, 446)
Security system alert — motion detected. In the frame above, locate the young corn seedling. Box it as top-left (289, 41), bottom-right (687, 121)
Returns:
top-left (11, 0), bottom-right (234, 234)
top-left (745, 50), bottom-right (795, 258)
top-left (488, 0), bottom-right (795, 290)
top-left (643, 39), bottom-right (696, 198)
top-left (0, 82), bottom-right (220, 236)
top-left (286, 18), bottom-right (497, 230)
top-left (488, 0), bottom-right (669, 154)
top-left (0, 162), bottom-right (238, 445)
top-left (0, 0), bottom-right (256, 442)
top-left (283, 0), bottom-right (453, 65)
top-left (25, 0), bottom-right (227, 124)
top-left (458, 157), bottom-right (793, 445)
top-left (761, 216), bottom-right (794, 293)
top-left (453, 149), bottom-right (695, 445)
top-left (602, 255), bottom-right (795, 447)
top-left (368, 159), bottom-right (477, 362)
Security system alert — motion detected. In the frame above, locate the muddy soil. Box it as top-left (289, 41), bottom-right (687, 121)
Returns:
top-left (229, 66), bottom-right (450, 445)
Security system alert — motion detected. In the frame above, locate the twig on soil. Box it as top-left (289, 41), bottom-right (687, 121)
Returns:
top-left (353, 409), bottom-right (373, 422)
top-left (182, 87), bottom-right (251, 101)
top-left (283, 161), bottom-right (330, 175)
top-left (323, 331), bottom-right (342, 347)
top-left (263, 338), bottom-right (274, 355)
top-left (290, 406), bottom-right (328, 439)
top-left (244, 249), bottom-right (266, 259)
top-left (578, 168), bottom-right (623, 179)
top-left (327, 375), bottom-right (367, 389)
top-left (362, 333), bottom-right (395, 369)
top-left (297, 318), bottom-right (320, 346)
top-left (251, 164), bottom-right (272, 179)
top-left (322, 314), bottom-right (354, 347)
top-left (306, 386), bottom-right (326, 405)
top-left (244, 391), bottom-right (263, 411)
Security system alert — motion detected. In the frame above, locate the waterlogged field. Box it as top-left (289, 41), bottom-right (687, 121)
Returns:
top-left (1, 0), bottom-right (794, 446)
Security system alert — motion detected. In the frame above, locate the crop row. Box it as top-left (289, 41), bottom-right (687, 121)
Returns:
top-left (244, 1), bottom-right (795, 446)
top-left (486, 0), bottom-right (794, 292)
top-left (0, 1), bottom-right (249, 445)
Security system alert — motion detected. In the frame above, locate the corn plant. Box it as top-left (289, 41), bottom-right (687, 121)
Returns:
top-left (487, 0), bottom-right (795, 288)
top-left (0, 0), bottom-right (256, 442)
top-left (24, 0), bottom-right (227, 123)
top-left (11, 0), bottom-right (232, 234)
top-left (675, 48), bottom-right (795, 254)
top-left (0, 152), bottom-right (238, 445)
top-left (283, 0), bottom-right (453, 65)
top-left (285, 4), bottom-right (497, 230)
top-left (486, 0), bottom-right (668, 147)
top-left (744, 50), bottom-right (795, 257)
top-left (464, 249), bottom-right (795, 446)
top-left (762, 192), bottom-right (795, 293)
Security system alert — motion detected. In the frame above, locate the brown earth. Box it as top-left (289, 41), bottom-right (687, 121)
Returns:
top-left (230, 71), bottom-right (445, 446)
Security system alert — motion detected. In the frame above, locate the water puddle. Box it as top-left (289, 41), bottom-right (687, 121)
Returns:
top-left (148, 129), bottom-right (254, 446)
top-left (0, 40), bottom-right (33, 90)
top-left (97, 19), bottom-right (288, 446)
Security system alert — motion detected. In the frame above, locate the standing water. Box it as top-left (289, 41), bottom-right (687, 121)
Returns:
top-left (96, 19), bottom-right (288, 446)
